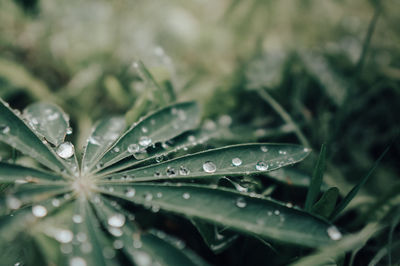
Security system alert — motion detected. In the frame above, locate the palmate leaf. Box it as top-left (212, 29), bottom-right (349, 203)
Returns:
top-left (0, 97), bottom-right (345, 265)
top-left (98, 183), bottom-right (338, 248)
top-left (93, 101), bottom-right (200, 173)
top-left (100, 143), bottom-right (311, 183)
top-left (0, 99), bottom-right (69, 175)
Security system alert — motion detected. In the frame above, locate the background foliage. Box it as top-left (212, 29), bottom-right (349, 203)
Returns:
top-left (0, 0), bottom-right (399, 265)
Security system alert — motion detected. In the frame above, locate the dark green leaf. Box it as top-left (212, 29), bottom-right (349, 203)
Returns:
top-left (305, 144), bottom-right (327, 211)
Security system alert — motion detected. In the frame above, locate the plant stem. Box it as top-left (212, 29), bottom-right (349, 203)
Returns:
top-left (257, 89), bottom-right (310, 147)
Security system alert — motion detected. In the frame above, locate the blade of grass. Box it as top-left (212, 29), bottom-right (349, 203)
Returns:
top-left (305, 144), bottom-right (327, 212)
top-left (330, 145), bottom-right (391, 220)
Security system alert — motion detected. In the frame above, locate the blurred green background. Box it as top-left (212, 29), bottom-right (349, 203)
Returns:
top-left (0, 0), bottom-right (399, 264)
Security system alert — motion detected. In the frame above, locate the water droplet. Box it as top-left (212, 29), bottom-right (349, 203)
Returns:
top-left (156, 192), bottom-right (163, 198)
top-left (56, 142), bottom-right (74, 159)
top-left (127, 144), bottom-right (140, 153)
top-left (0, 125), bottom-right (10, 134)
top-left (256, 161), bottom-right (269, 171)
top-left (108, 227), bottom-right (122, 237)
top-left (108, 214), bottom-right (126, 228)
top-left (135, 251), bottom-right (152, 265)
top-left (218, 115), bottom-right (232, 127)
top-left (182, 192), bottom-right (191, 199)
top-left (125, 188), bottom-right (136, 197)
top-left (279, 150), bottom-right (287, 155)
top-left (166, 167), bottom-right (176, 177)
top-left (141, 127), bottom-right (148, 133)
top-left (52, 198), bottom-right (60, 207)
top-left (55, 229), bottom-right (73, 243)
top-left (89, 136), bottom-right (101, 145)
top-left (260, 146), bottom-right (268, 152)
top-left (139, 136), bottom-right (152, 146)
top-left (327, 226), bottom-right (342, 240)
top-left (303, 147), bottom-right (311, 153)
top-left (179, 166), bottom-right (190, 175)
top-left (203, 161), bottom-right (217, 173)
top-left (32, 205), bottom-right (47, 217)
top-left (232, 157), bottom-right (242, 166)
top-left (66, 127), bottom-right (73, 135)
top-left (113, 240), bottom-right (124, 249)
top-left (154, 171), bottom-right (161, 177)
top-left (113, 147), bottom-right (120, 153)
top-left (6, 196), bottom-right (21, 210)
top-left (236, 197), bottom-right (247, 208)
top-left (76, 232), bottom-right (87, 242)
top-left (70, 257), bottom-right (87, 266)
top-left (274, 210), bottom-right (280, 215)
top-left (144, 193), bottom-right (153, 201)
top-left (155, 155), bottom-right (164, 163)
top-left (72, 214), bottom-right (83, 224)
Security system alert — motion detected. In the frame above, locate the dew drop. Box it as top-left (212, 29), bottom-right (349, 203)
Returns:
top-left (108, 227), bottom-right (123, 237)
top-left (6, 196), bottom-right (21, 210)
top-left (70, 257), bottom-right (87, 266)
top-left (55, 229), bottom-right (73, 243)
top-left (236, 197), bottom-right (247, 208)
top-left (255, 161), bottom-right (268, 171)
top-left (182, 192), bottom-right (191, 199)
top-left (72, 214), bottom-right (83, 224)
top-left (179, 166), bottom-right (190, 175)
top-left (144, 193), bottom-right (153, 201)
top-left (127, 144), bottom-right (140, 153)
top-left (135, 251), bottom-right (152, 265)
top-left (203, 161), bottom-right (216, 173)
top-left (52, 198), bottom-right (60, 207)
top-left (260, 146), bottom-right (268, 152)
top-left (113, 240), bottom-right (124, 249)
top-left (155, 155), bottom-right (164, 163)
top-left (76, 232), bottom-right (87, 242)
top-left (232, 157), bottom-right (242, 166)
top-left (125, 188), bottom-right (136, 198)
top-left (0, 125), bottom-right (10, 134)
top-left (113, 147), bottom-right (120, 153)
top-left (66, 127), bottom-right (73, 135)
top-left (141, 127), bottom-right (148, 133)
top-left (139, 136), bottom-right (152, 146)
top-left (32, 205), bottom-right (47, 217)
top-left (274, 210), bottom-right (280, 215)
top-left (108, 214), bottom-right (126, 228)
top-left (279, 150), bottom-right (287, 155)
top-left (89, 136), bottom-right (101, 145)
top-left (56, 142), bottom-right (74, 159)
top-left (166, 167), bottom-right (176, 177)
top-left (327, 226), bottom-right (342, 240)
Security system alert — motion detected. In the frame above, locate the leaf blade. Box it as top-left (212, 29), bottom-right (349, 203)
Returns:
top-left (305, 144), bottom-right (327, 211)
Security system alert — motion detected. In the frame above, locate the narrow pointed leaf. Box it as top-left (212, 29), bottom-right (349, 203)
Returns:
top-left (330, 146), bottom-right (390, 220)
top-left (96, 101), bottom-right (200, 171)
top-left (191, 218), bottom-right (238, 254)
top-left (312, 187), bottom-right (339, 219)
top-left (82, 116), bottom-right (126, 174)
top-left (0, 98), bottom-right (67, 173)
top-left (305, 144), bottom-right (327, 211)
top-left (23, 102), bottom-right (70, 147)
top-left (101, 144), bottom-right (311, 183)
top-left (99, 183), bottom-right (338, 247)
top-left (98, 126), bottom-right (219, 176)
top-left (0, 162), bottom-right (63, 183)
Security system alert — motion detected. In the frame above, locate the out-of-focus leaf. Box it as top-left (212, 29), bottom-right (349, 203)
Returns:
top-left (312, 187), bottom-right (339, 219)
top-left (305, 144), bottom-right (327, 211)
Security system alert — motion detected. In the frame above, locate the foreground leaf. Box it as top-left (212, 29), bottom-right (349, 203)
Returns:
top-left (23, 102), bottom-right (70, 147)
top-left (96, 101), bottom-right (200, 171)
top-left (99, 183), bottom-right (338, 247)
top-left (101, 143), bottom-right (311, 183)
top-left (0, 98), bottom-right (67, 174)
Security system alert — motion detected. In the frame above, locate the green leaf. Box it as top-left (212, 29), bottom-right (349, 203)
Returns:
top-left (99, 183), bottom-right (337, 247)
top-left (265, 168), bottom-right (312, 188)
top-left (98, 127), bottom-right (220, 176)
top-left (305, 144), bottom-right (327, 212)
top-left (81, 116), bottom-right (126, 174)
top-left (0, 162), bottom-right (63, 183)
top-left (0, 98), bottom-right (68, 175)
top-left (191, 218), bottom-right (238, 254)
top-left (95, 101), bottom-right (200, 171)
top-left (100, 143), bottom-right (311, 183)
top-left (330, 145), bottom-right (390, 220)
top-left (91, 196), bottom-right (207, 266)
top-left (312, 187), bottom-right (339, 219)
top-left (23, 102), bottom-right (70, 147)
